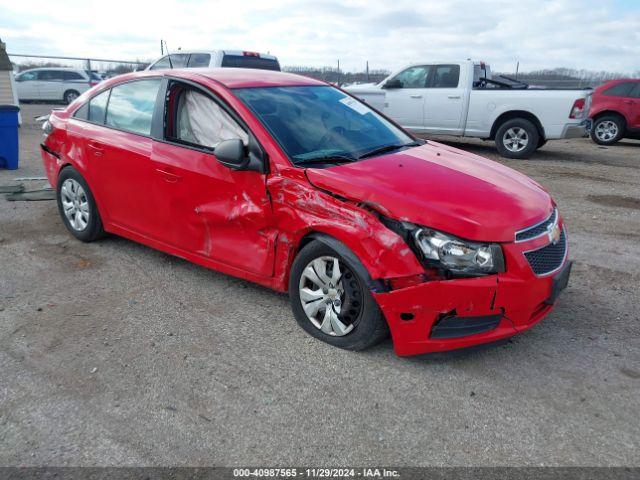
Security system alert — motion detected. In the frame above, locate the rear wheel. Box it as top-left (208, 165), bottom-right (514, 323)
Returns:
top-left (289, 239), bottom-right (388, 351)
top-left (56, 167), bottom-right (105, 242)
top-left (495, 118), bottom-right (539, 159)
top-left (591, 115), bottom-right (624, 145)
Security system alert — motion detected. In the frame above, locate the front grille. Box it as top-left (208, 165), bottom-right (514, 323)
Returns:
top-left (516, 209), bottom-right (557, 242)
top-left (524, 229), bottom-right (567, 275)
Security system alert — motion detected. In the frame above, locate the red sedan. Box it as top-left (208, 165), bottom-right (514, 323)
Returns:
top-left (589, 79), bottom-right (640, 145)
top-left (41, 69), bottom-right (571, 356)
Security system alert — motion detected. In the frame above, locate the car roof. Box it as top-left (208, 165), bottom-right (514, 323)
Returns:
top-left (151, 50), bottom-right (278, 61)
top-left (113, 68), bottom-right (324, 89)
top-left (20, 67), bottom-right (86, 72)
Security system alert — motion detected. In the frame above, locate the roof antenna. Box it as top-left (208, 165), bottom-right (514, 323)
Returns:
top-left (163, 40), bottom-right (174, 69)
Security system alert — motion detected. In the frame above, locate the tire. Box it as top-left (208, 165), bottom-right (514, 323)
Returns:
top-left (495, 118), bottom-right (540, 159)
top-left (56, 167), bottom-right (105, 242)
top-left (63, 90), bottom-right (80, 105)
top-left (591, 115), bottom-right (624, 146)
top-left (289, 238), bottom-right (389, 351)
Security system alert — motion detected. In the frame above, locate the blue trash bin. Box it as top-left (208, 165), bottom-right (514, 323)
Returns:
top-left (0, 105), bottom-right (20, 170)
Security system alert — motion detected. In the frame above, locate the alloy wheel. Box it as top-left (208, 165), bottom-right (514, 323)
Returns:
top-left (60, 178), bottom-right (90, 231)
top-left (503, 127), bottom-right (529, 153)
top-left (595, 120), bottom-right (618, 142)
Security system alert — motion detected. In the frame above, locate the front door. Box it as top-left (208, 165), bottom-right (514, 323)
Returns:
top-left (382, 65), bottom-right (431, 129)
top-left (151, 82), bottom-right (274, 277)
top-left (623, 83), bottom-right (640, 129)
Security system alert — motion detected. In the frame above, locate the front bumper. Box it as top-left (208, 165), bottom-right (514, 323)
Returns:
top-left (373, 230), bottom-right (570, 356)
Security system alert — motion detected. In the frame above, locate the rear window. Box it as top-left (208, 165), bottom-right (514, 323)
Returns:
top-left (603, 82), bottom-right (635, 97)
top-left (221, 55), bottom-right (280, 71)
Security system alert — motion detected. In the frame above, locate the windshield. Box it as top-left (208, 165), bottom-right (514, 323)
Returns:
top-left (234, 86), bottom-right (415, 165)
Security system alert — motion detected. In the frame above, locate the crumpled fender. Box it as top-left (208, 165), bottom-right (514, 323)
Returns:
top-left (267, 171), bottom-right (424, 292)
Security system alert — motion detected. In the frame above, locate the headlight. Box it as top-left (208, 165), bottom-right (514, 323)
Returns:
top-left (413, 228), bottom-right (505, 275)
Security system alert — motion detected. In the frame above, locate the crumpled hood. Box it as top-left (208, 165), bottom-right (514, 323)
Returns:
top-left (305, 141), bottom-right (553, 242)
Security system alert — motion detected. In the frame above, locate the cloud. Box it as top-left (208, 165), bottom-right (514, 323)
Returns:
top-left (0, 0), bottom-right (638, 73)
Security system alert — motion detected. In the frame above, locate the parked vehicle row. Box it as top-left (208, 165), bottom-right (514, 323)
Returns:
top-left (346, 60), bottom-right (592, 159)
top-left (40, 68), bottom-right (571, 356)
top-left (146, 50), bottom-right (280, 72)
top-left (15, 68), bottom-right (102, 104)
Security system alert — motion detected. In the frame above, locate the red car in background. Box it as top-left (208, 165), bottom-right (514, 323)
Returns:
top-left (589, 79), bottom-right (640, 145)
top-left (40, 69), bottom-right (571, 356)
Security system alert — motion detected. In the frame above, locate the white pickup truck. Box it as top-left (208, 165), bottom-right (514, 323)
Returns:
top-left (346, 60), bottom-right (591, 158)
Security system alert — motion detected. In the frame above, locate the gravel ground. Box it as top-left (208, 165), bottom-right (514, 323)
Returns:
top-left (0, 103), bottom-right (639, 467)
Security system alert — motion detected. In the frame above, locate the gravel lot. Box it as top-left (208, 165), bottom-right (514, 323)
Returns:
top-left (1, 103), bottom-right (639, 467)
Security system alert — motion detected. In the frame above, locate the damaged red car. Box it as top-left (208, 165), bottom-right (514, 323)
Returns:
top-left (41, 69), bottom-right (571, 356)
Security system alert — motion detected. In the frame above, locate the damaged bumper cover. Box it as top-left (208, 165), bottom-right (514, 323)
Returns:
top-left (373, 238), bottom-right (571, 356)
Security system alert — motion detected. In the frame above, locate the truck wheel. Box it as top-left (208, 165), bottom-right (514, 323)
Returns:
top-left (591, 115), bottom-right (624, 145)
top-left (495, 119), bottom-right (539, 159)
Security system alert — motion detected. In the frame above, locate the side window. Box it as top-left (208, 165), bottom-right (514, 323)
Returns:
top-left (187, 53), bottom-right (211, 68)
top-left (603, 83), bottom-right (635, 97)
top-left (169, 54), bottom-right (189, 68)
top-left (171, 87), bottom-right (248, 149)
top-left (628, 83), bottom-right (640, 98)
top-left (89, 89), bottom-right (110, 124)
top-left (74, 103), bottom-right (89, 120)
top-left (105, 79), bottom-right (161, 135)
top-left (430, 65), bottom-right (460, 88)
top-left (389, 66), bottom-right (430, 88)
top-left (150, 56), bottom-right (171, 70)
top-left (17, 71), bottom-right (37, 82)
top-left (63, 71), bottom-right (84, 81)
top-left (39, 70), bottom-right (64, 81)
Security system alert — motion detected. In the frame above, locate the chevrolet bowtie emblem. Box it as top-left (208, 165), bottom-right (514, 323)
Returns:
top-left (548, 224), bottom-right (561, 245)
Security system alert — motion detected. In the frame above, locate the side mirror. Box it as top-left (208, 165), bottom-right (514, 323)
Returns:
top-left (213, 138), bottom-right (266, 173)
top-left (14, 76), bottom-right (23, 82)
top-left (214, 138), bottom-right (247, 169)
top-left (382, 79), bottom-right (402, 89)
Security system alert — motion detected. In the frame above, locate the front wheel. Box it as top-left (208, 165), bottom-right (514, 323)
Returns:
top-left (289, 239), bottom-right (388, 351)
top-left (495, 118), bottom-right (539, 159)
top-left (591, 115), bottom-right (624, 145)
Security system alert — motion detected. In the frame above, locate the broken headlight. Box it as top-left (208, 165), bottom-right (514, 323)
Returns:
top-left (413, 228), bottom-right (505, 276)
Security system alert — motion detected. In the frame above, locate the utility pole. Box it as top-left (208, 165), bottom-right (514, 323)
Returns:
top-left (515, 61), bottom-right (519, 80)
top-left (337, 59), bottom-right (340, 85)
top-left (366, 61), bottom-right (369, 82)
top-left (161, 40), bottom-right (164, 55)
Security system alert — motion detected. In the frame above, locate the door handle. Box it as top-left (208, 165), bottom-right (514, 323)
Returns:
top-left (155, 168), bottom-right (181, 183)
top-left (87, 141), bottom-right (104, 157)
top-left (410, 94), bottom-right (423, 99)
top-left (447, 95), bottom-right (461, 99)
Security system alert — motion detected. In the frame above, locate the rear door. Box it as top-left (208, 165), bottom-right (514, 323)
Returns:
top-left (80, 79), bottom-right (163, 236)
top-left (150, 80), bottom-right (275, 276)
top-left (624, 83), bottom-right (640, 129)
top-left (382, 65), bottom-right (431, 129)
top-left (423, 64), bottom-right (465, 134)
top-left (38, 70), bottom-right (65, 101)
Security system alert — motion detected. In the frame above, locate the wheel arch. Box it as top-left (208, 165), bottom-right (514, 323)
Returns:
top-left (490, 110), bottom-right (545, 141)
top-left (592, 110), bottom-right (627, 128)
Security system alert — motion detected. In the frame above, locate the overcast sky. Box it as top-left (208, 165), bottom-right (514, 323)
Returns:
top-left (1, 0), bottom-right (639, 73)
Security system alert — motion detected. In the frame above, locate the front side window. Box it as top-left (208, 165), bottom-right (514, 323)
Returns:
top-left (105, 79), bottom-right (161, 135)
top-left (187, 54), bottom-right (211, 68)
top-left (235, 86), bottom-right (414, 165)
top-left (430, 65), bottom-right (460, 88)
top-left (389, 66), bottom-right (430, 88)
top-left (150, 56), bottom-right (171, 70)
top-left (17, 71), bottom-right (37, 82)
top-left (603, 82), bottom-right (635, 97)
top-left (172, 88), bottom-right (247, 148)
top-left (629, 83), bottom-right (640, 98)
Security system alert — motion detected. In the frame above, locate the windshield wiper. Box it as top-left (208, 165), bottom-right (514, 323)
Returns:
top-left (295, 154), bottom-right (358, 166)
top-left (357, 142), bottom-right (420, 160)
